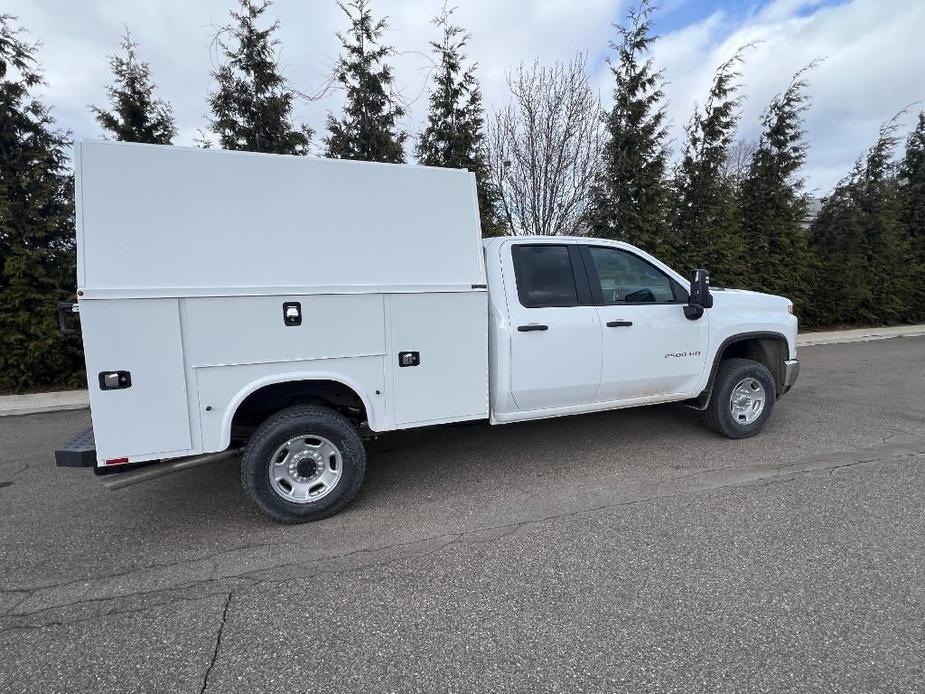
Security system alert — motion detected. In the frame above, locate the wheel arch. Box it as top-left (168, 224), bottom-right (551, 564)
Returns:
top-left (691, 331), bottom-right (790, 409)
top-left (221, 371), bottom-right (379, 449)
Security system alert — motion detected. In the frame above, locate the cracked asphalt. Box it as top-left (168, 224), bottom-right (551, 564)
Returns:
top-left (1, 337), bottom-right (923, 693)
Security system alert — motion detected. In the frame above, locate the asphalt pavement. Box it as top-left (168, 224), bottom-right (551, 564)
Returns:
top-left (1, 337), bottom-right (923, 693)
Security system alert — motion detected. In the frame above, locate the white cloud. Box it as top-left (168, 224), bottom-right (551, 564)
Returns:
top-left (6, 0), bottom-right (924, 193)
top-left (652, 0), bottom-right (925, 193)
top-left (11, 0), bottom-right (619, 151)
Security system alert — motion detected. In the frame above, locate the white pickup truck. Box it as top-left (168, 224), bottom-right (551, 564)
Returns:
top-left (56, 141), bottom-right (799, 523)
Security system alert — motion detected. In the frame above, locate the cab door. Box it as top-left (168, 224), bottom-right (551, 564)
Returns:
top-left (580, 245), bottom-right (708, 401)
top-left (502, 242), bottom-right (602, 411)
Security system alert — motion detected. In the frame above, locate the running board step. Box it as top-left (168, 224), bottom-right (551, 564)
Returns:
top-left (55, 428), bottom-right (96, 467)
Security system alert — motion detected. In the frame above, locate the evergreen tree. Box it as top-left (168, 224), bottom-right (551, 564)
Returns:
top-left (807, 171), bottom-right (869, 325)
top-left (90, 30), bottom-right (177, 144)
top-left (417, 5), bottom-right (500, 235)
top-left (0, 16), bottom-right (82, 390)
top-left (862, 117), bottom-right (915, 324)
top-left (325, 0), bottom-right (406, 163)
top-left (739, 64), bottom-right (816, 312)
top-left (208, 0), bottom-right (311, 154)
top-left (672, 47), bottom-right (750, 286)
top-left (809, 115), bottom-right (914, 325)
top-left (589, 0), bottom-right (671, 259)
top-left (899, 112), bottom-right (925, 320)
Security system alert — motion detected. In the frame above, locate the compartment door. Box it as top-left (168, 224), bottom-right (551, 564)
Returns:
top-left (81, 298), bottom-right (192, 460)
top-left (389, 293), bottom-right (488, 426)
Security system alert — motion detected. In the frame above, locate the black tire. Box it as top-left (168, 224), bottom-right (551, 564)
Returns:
top-left (241, 404), bottom-right (365, 523)
top-left (701, 358), bottom-right (776, 439)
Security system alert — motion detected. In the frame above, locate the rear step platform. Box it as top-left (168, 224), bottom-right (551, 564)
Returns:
top-left (55, 428), bottom-right (96, 467)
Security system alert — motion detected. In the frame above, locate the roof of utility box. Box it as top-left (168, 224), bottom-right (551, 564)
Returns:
top-left (75, 141), bottom-right (486, 298)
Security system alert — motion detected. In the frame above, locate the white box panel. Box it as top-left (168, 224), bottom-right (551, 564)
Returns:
top-left (80, 298), bottom-right (192, 460)
top-left (388, 292), bottom-right (488, 426)
top-left (183, 294), bottom-right (385, 366)
top-left (75, 141), bottom-right (485, 296)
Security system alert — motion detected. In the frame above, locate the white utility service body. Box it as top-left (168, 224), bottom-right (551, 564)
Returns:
top-left (58, 141), bottom-right (799, 523)
top-left (73, 140), bottom-right (489, 464)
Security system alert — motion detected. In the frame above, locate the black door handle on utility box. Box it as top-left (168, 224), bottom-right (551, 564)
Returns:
top-left (517, 324), bottom-right (549, 332)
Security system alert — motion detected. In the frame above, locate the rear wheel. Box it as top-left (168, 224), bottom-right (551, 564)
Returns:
top-left (702, 358), bottom-right (776, 439)
top-left (241, 404), bottom-right (365, 523)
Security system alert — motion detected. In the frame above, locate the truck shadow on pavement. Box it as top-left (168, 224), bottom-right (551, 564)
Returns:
top-left (91, 402), bottom-right (714, 529)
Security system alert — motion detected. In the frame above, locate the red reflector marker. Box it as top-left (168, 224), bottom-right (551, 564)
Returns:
top-left (105, 457), bottom-right (129, 465)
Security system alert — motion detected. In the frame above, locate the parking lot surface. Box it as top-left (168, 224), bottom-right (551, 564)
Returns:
top-left (1, 337), bottom-right (923, 693)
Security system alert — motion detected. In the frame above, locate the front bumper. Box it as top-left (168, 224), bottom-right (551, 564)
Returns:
top-left (782, 358), bottom-right (800, 394)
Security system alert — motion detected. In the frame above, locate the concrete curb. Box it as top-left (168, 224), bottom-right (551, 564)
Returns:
top-left (2, 324), bottom-right (923, 417)
top-left (797, 324), bottom-right (925, 347)
top-left (0, 390), bottom-right (90, 417)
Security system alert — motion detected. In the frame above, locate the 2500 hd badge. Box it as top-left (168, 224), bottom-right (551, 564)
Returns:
top-left (665, 351), bottom-right (702, 358)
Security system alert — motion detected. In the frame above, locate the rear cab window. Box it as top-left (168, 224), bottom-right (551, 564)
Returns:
top-left (511, 244), bottom-right (579, 308)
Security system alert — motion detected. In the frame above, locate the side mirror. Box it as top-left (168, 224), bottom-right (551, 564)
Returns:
top-left (684, 268), bottom-right (713, 320)
top-left (690, 268), bottom-right (713, 308)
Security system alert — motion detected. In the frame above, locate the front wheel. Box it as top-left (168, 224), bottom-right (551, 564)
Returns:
top-left (241, 405), bottom-right (366, 523)
top-left (701, 358), bottom-right (776, 439)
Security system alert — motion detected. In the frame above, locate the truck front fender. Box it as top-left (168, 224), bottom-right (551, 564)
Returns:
top-left (690, 331), bottom-right (791, 409)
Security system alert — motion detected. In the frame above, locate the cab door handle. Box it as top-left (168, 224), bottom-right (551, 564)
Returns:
top-left (517, 324), bottom-right (549, 332)
top-left (606, 320), bottom-right (633, 327)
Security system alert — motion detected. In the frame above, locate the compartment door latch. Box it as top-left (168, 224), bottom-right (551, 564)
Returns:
top-left (98, 371), bottom-right (132, 390)
top-left (283, 302), bottom-right (302, 326)
top-left (398, 351), bottom-right (420, 367)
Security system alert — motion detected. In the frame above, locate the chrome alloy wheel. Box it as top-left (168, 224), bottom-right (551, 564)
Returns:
top-left (268, 435), bottom-right (343, 504)
top-left (729, 377), bottom-right (766, 425)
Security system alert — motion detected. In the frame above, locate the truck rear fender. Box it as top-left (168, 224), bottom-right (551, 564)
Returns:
top-left (223, 373), bottom-right (377, 450)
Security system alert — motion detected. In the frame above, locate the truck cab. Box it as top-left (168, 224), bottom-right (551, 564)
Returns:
top-left (483, 236), bottom-right (798, 425)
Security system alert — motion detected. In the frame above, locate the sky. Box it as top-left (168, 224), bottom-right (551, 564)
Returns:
top-left (7, 0), bottom-right (925, 195)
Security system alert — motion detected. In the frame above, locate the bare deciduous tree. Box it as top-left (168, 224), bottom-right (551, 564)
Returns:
top-left (724, 137), bottom-right (758, 191)
top-left (487, 55), bottom-right (602, 236)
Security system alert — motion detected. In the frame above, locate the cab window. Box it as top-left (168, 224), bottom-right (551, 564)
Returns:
top-left (512, 244), bottom-right (579, 308)
top-left (586, 247), bottom-right (677, 304)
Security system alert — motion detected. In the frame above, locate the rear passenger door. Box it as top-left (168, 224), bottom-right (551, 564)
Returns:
top-left (502, 242), bottom-right (602, 411)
